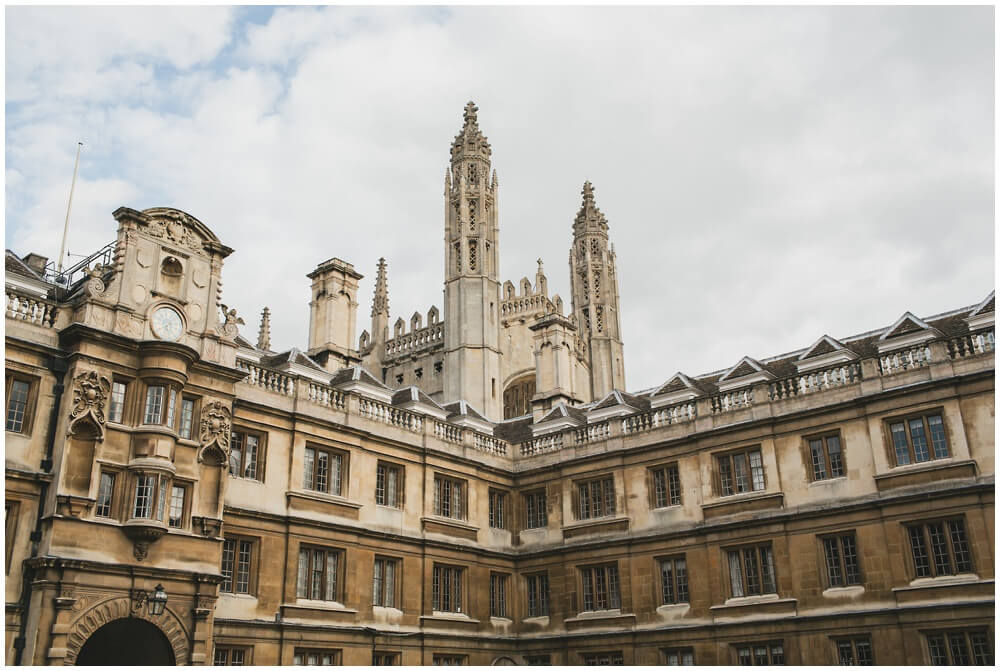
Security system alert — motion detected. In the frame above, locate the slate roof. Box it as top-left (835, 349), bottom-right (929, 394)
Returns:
top-left (330, 365), bottom-right (388, 389)
top-left (538, 403), bottom-right (588, 424)
top-left (443, 400), bottom-right (487, 421)
top-left (392, 385), bottom-right (445, 410)
top-left (5, 250), bottom-right (46, 282)
top-left (260, 347), bottom-right (326, 372)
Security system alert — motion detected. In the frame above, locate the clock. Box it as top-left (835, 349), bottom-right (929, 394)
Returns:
top-left (150, 306), bottom-right (184, 341)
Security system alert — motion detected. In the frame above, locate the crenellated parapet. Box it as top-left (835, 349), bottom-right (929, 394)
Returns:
top-left (381, 307), bottom-right (444, 362)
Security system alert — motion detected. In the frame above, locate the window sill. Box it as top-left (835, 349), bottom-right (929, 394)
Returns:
top-left (419, 613), bottom-right (481, 628)
top-left (564, 610), bottom-right (635, 630)
top-left (372, 605), bottom-right (403, 615)
top-left (892, 575), bottom-right (992, 605)
top-left (709, 596), bottom-right (797, 621)
top-left (808, 476), bottom-right (848, 487)
top-left (286, 490), bottom-right (362, 520)
top-left (655, 602), bottom-right (691, 616)
top-left (717, 593), bottom-right (781, 608)
top-left (874, 459), bottom-right (977, 491)
top-left (220, 592), bottom-right (258, 601)
top-left (701, 491), bottom-right (783, 519)
top-left (822, 585), bottom-right (865, 599)
top-left (490, 616), bottom-right (513, 625)
top-left (562, 516), bottom-right (630, 539)
top-left (289, 599), bottom-right (355, 613)
top-left (421, 516), bottom-right (479, 541)
top-left (898, 573), bottom-right (981, 590)
top-left (522, 615), bottom-right (550, 625)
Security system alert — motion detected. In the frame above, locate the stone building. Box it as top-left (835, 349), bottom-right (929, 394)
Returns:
top-left (3, 103), bottom-right (994, 666)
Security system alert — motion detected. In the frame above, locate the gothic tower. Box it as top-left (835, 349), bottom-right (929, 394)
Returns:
top-left (569, 182), bottom-right (626, 398)
top-left (443, 101), bottom-right (502, 420)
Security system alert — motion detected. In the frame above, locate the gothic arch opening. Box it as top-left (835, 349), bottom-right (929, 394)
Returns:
top-left (502, 373), bottom-right (535, 419)
top-left (76, 617), bottom-right (175, 666)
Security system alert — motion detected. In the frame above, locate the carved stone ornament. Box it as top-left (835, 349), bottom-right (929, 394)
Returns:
top-left (216, 304), bottom-right (244, 340)
top-left (68, 370), bottom-right (112, 440)
top-left (146, 212), bottom-right (201, 252)
top-left (83, 263), bottom-right (111, 298)
top-left (198, 400), bottom-right (232, 466)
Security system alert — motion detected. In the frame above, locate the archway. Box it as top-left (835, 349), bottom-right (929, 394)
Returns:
top-left (76, 617), bottom-right (175, 666)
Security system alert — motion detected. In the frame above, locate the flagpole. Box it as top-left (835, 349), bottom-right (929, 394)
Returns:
top-left (56, 142), bottom-right (83, 274)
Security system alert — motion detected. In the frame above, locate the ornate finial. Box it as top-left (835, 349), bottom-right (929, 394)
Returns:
top-left (574, 181), bottom-right (608, 235)
top-left (537, 258), bottom-right (544, 273)
top-left (372, 257), bottom-right (389, 318)
top-left (582, 181), bottom-right (595, 202)
top-left (463, 101), bottom-right (478, 126)
top-left (257, 307), bottom-right (271, 351)
top-left (491, 169), bottom-right (498, 188)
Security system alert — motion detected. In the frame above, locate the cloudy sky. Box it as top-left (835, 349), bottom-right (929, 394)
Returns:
top-left (6, 5), bottom-right (994, 392)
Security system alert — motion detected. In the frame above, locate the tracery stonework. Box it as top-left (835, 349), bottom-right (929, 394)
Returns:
top-left (68, 370), bottom-right (111, 439)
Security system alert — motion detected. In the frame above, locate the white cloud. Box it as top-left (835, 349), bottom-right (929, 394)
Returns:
top-left (5, 6), bottom-right (993, 392)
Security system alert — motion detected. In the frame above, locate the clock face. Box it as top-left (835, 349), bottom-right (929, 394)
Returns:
top-left (151, 306), bottom-right (184, 341)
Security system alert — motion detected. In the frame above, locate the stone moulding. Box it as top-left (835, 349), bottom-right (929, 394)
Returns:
top-left (62, 596), bottom-right (189, 665)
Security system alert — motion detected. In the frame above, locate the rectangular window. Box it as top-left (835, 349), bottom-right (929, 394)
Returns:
top-left (230, 430), bottom-right (265, 481)
top-left (213, 647), bottom-right (249, 665)
top-left (489, 573), bottom-right (508, 617)
top-left (431, 565), bottom-right (464, 613)
top-left (373, 557), bottom-right (399, 608)
top-left (143, 385), bottom-right (166, 424)
top-left (179, 397), bottom-right (196, 439)
top-left (303, 445), bottom-right (344, 494)
top-left (5, 376), bottom-right (33, 433)
top-left (296, 545), bottom-right (341, 601)
top-left (433, 476), bottom-right (467, 520)
top-left (526, 573), bottom-right (550, 617)
top-left (488, 489), bottom-right (508, 529)
top-left (293, 649), bottom-right (341, 666)
top-left (888, 412), bottom-right (950, 466)
top-left (663, 648), bottom-right (695, 665)
top-left (808, 433), bottom-right (845, 480)
top-left (221, 536), bottom-right (256, 594)
top-left (374, 653), bottom-right (400, 666)
top-left (375, 462), bottom-right (402, 507)
top-left (651, 464), bottom-right (682, 507)
top-left (717, 447), bottom-right (765, 496)
top-left (432, 655), bottom-right (467, 665)
top-left (523, 655), bottom-right (551, 665)
top-left (168, 484), bottom-right (186, 528)
top-left (580, 564), bottom-right (621, 611)
top-left (926, 631), bottom-right (993, 665)
top-left (132, 474), bottom-right (156, 519)
top-left (727, 544), bottom-right (777, 597)
top-left (822, 532), bottom-right (862, 587)
top-left (524, 489), bottom-right (547, 529)
top-left (577, 476), bottom-right (616, 520)
top-left (109, 381), bottom-right (127, 424)
top-left (735, 642), bottom-right (784, 665)
top-left (907, 519), bottom-right (973, 578)
top-left (165, 388), bottom-right (177, 428)
top-left (96, 471), bottom-right (116, 518)
top-left (582, 652), bottom-right (624, 665)
top-left (835, 637), bottom-right (874, 665)
top-left (659, 556), bottom-right (689, 604)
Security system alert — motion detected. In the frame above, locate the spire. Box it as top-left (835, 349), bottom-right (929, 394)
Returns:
top-left (372, 257), bottom-right (389, 318)
top-left (535, 258), bottom-right (548, 296)
top-left (257, 306), bottom-right (271, 351)
top-left (450, 100), bottom-right (491, 162)
top-left (573, 180), bottom-right (608, 235)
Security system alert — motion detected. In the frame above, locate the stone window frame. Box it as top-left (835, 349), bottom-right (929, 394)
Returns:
top-left (923, 629), bottom-right (993, 665)
top-left (724, 542), bottom-right (777, 598)
top-left (94, 467), bottom-right (124, 521)
top-left (523, 489), bottom-right (547, 530)
top-left (525, 572), bottom-right (550, 618)
top-left (177, 394), bottom-right (200, 441)
top-left (375, 461), bottom-right (404, 508)
top-left (214, 645), bottom-right (252, 665)
top-left (714, 446), bottom-right (766, 497)
top-left (221, 534), bottom-right (260, 595)
top-left (884, 408), bottom-right (951, 467)
top-left (292, 647), bottom-right (342, 665)
top-left (904, 517), bottom-right (974, 579)
top-left (488, 488), bottom-right (509, 529)
top-left (431, 563), bottom-right (466, 614)
top-left (818, 531), bottom-right (862, 588)
top-left (296, 543), bottom-right (344, 602)
top-left (129, 472), bottom-right (171, 522)
top-left (373, 555), bottom-right (401, 608)
top-left (167, 478), bottom-right (193, 530)
top-left (230, 427), bottom-right (267, 482)
top-left (489, 571), bottom-right (510, 618)
top-left (831, 635), bottom-right (874, 665)
top-left (803, 430), bottom-right (846, 482)
top-left (432, 653), bottom-right (468, 665)
top-left (648, 462), bottom-right (682, 509)
top-left (373, 651), bottom-right (401, 666)
top-left (140, 379), bottom-right (181, 428)
top-left (5, 370), bottom-right (39, 435)
top-left (657, 554), bottom-right (690, 605)
top-left (108, 377), bottom-right (132, 425)
top-left (733, 641), bottom-right (785, 665)
top-left (578, 562), bottom-right (622, 612)
top-left (580, 651), bottom-right (624, 665)
top-left (573, 474), bottom-right (616, 521)
top-left (433, 474), bottom-right (468, 521)
top-left (661, 648), bottom-right (695, 665)
top-left (303, 442), bottom-right (348, 496)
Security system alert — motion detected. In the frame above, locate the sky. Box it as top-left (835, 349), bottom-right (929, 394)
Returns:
top-left (5, 5), bottom-right (995, 392)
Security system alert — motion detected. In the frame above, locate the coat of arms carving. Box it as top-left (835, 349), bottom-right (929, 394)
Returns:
top-left (198, 400), bottom-right (232, 466)
top-left (68, 370), bottom-right (111, 440)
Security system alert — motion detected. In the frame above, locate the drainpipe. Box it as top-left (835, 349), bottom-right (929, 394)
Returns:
top-left (13, 354), bottom-right (67, 665)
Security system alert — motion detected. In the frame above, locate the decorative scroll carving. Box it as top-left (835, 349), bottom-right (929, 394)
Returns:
top-left (68, 370), bottom-right (111, 440)
top-left (145, 211), bottom-right (201, 251)
top-left (198, 400), bottom-right (232, 466)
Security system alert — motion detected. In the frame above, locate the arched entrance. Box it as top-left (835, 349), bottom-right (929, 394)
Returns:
top-left (76, 618), bottom-right (175, 666)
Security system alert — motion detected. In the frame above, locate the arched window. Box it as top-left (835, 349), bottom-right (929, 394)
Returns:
top-left (502, 374), bottom-right (535, 419)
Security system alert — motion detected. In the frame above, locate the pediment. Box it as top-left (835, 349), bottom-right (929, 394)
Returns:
top-left (966, 291), bottom-right (995, 330)
top-left (444, 400), bottom-right (494, 433)
top-left (531, 401), bottom-right (586, 436)
top-left (330, 365), bottom-right (393, 403)
top-left (716, 356), bottom-right (774, 391)
top-left (878, 312), bottom-right (941, 353)
top-left (588, 390), bottom-right (642, 421)
top-left (113, 206), bottom-right (230, 258)
top-left (795, 336), bottom-right (858, 372)
top-left (392, 386), bottom-right (448, 420)
top-left (649, 373), bottom-right (702, 407)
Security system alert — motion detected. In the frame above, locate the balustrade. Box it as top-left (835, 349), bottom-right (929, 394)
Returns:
top-left (434, 421), bottom-right (463, 443)
top-left (358, 397), bottom-right (424, 433)
top-left (575, 421), bottom-right (610, 444)
top-left (878, 345), bottom-right (932, 375)
top-left (473, 432), bottom-right (507, 455)
top-left (520, 432), bottom-right (564, 456)
top-left (710, 388), bottom-right (753, 414)
top-left (622, 401), bottom-right (696, 434)
top-left (6, 290), bottom-right (58, 328)
top-left (768, 361), bottom-right (862, 400)
top-left (947, 330), bottom-right (995, 360)
top-left (307, 381), bottom-right (346, 410)
top-left (236, 360), bottom-right (295, 395)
